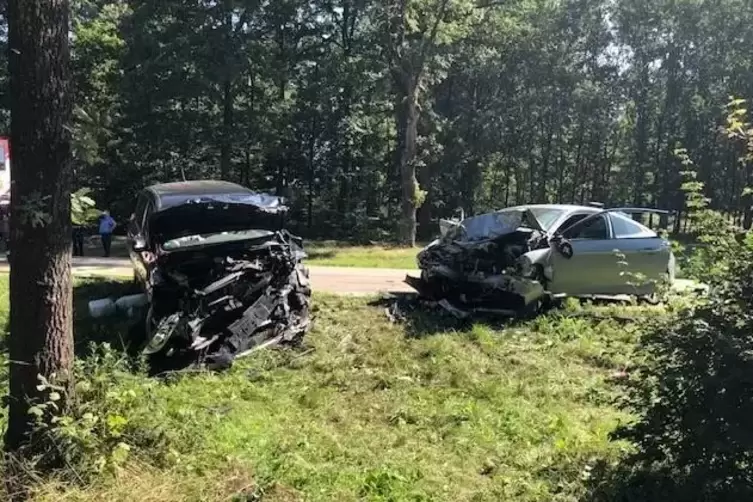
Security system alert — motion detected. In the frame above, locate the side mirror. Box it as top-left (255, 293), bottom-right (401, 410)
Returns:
top-left (132, 236), bottom-right (147, 252)
top-left (550, 235), bottom-right (574, 259)
top-left (557, 240), bottom-right (574, 259)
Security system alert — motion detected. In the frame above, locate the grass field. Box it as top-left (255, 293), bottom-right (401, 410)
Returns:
top-left (0, 278), bottom-right (660, 501)
top-left (305, 241), bottom-right (420, 269)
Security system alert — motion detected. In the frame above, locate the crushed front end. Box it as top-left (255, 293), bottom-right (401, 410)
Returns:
top-left (144, 230), bottom-right (311, 371)
top-left (406, 209), bottom-right (549, 318)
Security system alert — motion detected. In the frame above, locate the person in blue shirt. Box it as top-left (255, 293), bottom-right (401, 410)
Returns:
top-left (98, 210), bottom-right (116, 257)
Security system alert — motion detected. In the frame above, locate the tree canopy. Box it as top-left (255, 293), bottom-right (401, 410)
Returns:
top-left (2, 0), bottom-right (752, 243)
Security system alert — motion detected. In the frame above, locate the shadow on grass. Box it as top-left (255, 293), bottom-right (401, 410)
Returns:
top-left (580, 269), bottom-right (753, 502)
top-left (366, 292), bottom-right (520, 338)
top-left (72, 278), bottom-right (145, 360)
top-left (583, 459), bottom-right (753, 502)
top-left (0, 278), bottom-right (142, 357)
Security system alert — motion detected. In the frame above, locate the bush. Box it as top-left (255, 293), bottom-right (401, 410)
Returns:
top-left (28, 344), bottom-right (181, 482)
top-left (590, 238), bottom-right (753, 501)
top-left (587, 102), bottom-right (753, 501)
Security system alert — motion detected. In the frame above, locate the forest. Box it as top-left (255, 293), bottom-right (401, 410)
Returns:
top-left (3, 0), bottom-right (753, 244)
top-left (3, 1), bottom-right (753, 500)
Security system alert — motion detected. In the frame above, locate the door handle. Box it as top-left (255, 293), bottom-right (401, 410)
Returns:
top-left (640, 248), bottom-right (660, 254)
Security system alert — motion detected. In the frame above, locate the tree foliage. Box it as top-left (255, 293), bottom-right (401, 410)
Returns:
top-left (587, 102), bottom-right (753, 502)
top-left (2, 0), bottom-right (753, 243)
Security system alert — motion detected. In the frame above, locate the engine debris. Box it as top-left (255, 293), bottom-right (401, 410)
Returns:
top-left (406, 208), bottom-right (550, 318)
top-left (143, 230), bottom-right (311, 371)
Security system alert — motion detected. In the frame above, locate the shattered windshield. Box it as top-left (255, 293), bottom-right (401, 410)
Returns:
top-left (152, 202), bottom-right (285, 243)
top-left (448, 208), bottom-right (545, 242)
top-left (526, 207), bottom-right (566, 231)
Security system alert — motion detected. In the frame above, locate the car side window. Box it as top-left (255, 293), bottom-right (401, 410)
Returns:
top-left (563, 214), bottom-right (609, 240)
top-left (142, 201), bottom-right (155, 241)
top-left (610, 213), bottom-right (658, 239)
top-left (558, 214), bottom-right (588, 233)
top-left (133, 193), bottom-right (148, 231)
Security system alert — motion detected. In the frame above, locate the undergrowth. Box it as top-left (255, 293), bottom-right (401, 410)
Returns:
top-left (0, 276), bottom-right (662, 502)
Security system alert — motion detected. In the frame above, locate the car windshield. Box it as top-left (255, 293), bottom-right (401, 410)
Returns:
top-left (523, 207), bottom-right (566, 231)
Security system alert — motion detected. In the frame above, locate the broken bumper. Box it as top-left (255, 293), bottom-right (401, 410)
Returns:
top-left (405, 268), bottom-right (547, 318)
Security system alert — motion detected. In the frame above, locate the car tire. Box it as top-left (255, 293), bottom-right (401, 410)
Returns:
top-left (640, 292), bottom-right (661, 305)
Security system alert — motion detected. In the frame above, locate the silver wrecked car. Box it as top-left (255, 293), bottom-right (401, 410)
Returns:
top-left (407, 204), bottom-right (675, 316)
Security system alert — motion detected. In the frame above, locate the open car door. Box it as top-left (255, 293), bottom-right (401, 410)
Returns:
top-left (549, 207), bottom-right (672, 296)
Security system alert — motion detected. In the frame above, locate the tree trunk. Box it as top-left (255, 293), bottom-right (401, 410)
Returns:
top-left (416, 161), bottom-right (432, 241)
top-left (538, 121), bottom-right (554, 203)
top-left (396, 87), bottom-right (419, 246)
top-left (633, 58), bottom-right (650, 207)
top-left (307, 113), bottom-right (316, 231)
top-left (6, 0), bottom-right (74, 458)
top-left (744, 159), bottom-right (753, 230)
top-left (220, 79), bottom-right (233, 180)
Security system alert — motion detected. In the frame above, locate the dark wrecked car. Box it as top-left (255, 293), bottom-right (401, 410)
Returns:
top-left (407, 204), bottom-right (676, 318)
top-left (126, 180), bottom-right (311, 370)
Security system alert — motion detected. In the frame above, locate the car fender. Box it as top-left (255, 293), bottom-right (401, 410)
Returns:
top-left (523, 248), bottom-right (555, 281)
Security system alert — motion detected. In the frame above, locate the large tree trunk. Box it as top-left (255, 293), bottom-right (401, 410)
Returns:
top-left (219, 79), bottom-right (233, 180)
top-left (6, 0), bottom-right (74, 457)
top-left (633, 57), bottom-right (651, 207)
top-left (396, 87), bottom-right (419, 246)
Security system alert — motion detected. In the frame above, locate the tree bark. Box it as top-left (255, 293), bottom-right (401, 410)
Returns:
top-left (633, 56), bottom-right (650, 207)
top-left (220, 78), bottom-right (233, 180)
top-left (396, 86), bottom-right (419, 246)
top-left (6, 0), bottom-right (74, 457)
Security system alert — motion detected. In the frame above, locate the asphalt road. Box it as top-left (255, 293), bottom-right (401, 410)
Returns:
top-left (0, 256), bottom-right (418, 294)
top-left (0, 256), bottom-right (699, 296)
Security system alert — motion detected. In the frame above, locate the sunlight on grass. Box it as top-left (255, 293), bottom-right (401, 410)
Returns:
top-left (0, 279), bottom-right (655, 502)
top-left (305, 241), bottom-right (420, 269)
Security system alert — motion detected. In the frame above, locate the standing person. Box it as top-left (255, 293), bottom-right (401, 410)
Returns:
top-left (72, 223), bottom-right (84, 256)
top-left (98, 210), bottom-right (116, 257)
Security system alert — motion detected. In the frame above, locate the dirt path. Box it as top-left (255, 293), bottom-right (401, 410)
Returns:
top-left (0, 256), bottom-right (698, 295)
top-left (0, 257), bottom-right (418, 294)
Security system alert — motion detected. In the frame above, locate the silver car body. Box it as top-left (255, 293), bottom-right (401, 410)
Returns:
top-left (426, 204), bottom-right (675, 299)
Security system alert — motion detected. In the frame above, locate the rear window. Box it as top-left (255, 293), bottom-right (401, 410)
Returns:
top-left (610, 213), bottom-right (657, 239)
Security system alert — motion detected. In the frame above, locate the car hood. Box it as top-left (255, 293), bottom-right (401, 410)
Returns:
top-left (435, 207), bottom-right (545, 244)
top-left (150, 194), bottom-right (288, 243)
top-left (162, 229), bottom-right (278, 252)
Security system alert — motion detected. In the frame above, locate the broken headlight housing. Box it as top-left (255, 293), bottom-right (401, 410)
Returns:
top-left (516, 256), bottom-right (534, 278)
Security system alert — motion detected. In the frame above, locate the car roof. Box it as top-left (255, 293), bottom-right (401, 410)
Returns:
top-left (509, 204), bottom-right (601, 213)
top-left (144, 180), bottom-right (257, 211)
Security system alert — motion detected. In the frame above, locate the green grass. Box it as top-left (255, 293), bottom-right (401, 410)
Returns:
top-left (0, 277), bottom-right (656, 501)
top-left (305, 241), bottom-right (421, 269)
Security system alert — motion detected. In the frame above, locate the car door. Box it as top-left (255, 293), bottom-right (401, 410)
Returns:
top-left (547, 213), bottom-right (621, 295)
top-left (608, 212), bottom-right (670, 294)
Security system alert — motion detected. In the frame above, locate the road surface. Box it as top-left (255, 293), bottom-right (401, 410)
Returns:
top-left (0, 256), bottom-right (417, 294)
top-left (0, 256), bottom-right (699, 295)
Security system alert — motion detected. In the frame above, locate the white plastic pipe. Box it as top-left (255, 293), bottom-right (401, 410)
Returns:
top-left (114, 293), bottom-right (148, 312)
top-left (88, 298), bottom-right (116, 318)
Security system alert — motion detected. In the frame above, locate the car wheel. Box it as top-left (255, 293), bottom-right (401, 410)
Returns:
top-left (640, 292), bottom-right (661, 305)
top-left (641, 269), bottom-right (671, 305)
